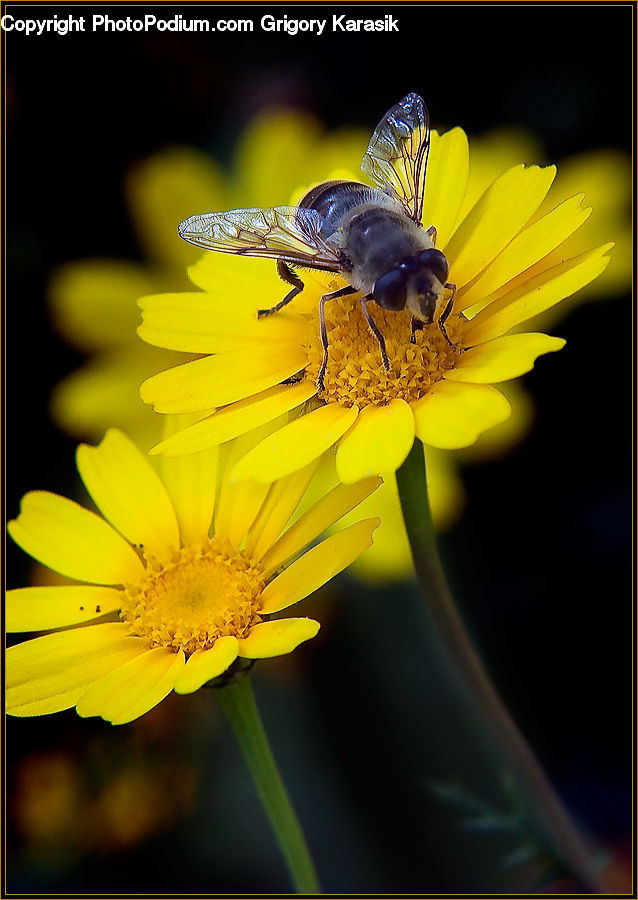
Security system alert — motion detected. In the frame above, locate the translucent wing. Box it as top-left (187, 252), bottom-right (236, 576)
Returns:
top-left (178, 206), bottom-right (343, 271)
top-left (361, 92), bottom-right (430, 224)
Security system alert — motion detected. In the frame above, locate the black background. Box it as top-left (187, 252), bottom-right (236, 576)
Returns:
top-left (4, 3), bottom-right (634, 894)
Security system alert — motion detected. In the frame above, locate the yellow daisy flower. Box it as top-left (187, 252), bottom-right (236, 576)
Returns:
top-left (139, 124), bottom-right (613, 484)
top-left (7, 427), bottom-right (380, 723)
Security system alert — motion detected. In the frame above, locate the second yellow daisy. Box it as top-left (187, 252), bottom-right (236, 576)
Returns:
top-left (7, 424), bottom-right (380, 723)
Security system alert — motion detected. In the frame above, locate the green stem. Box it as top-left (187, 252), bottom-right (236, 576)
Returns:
top-left (395, 440), bottom-right (603, 893)
top-left (217, 674), bottom-right (321, 894)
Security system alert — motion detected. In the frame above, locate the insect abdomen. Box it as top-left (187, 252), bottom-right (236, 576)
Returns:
top-left (299, 180), bottom-right (394, 239)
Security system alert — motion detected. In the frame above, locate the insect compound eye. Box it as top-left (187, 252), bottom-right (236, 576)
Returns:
top-left (373, 269), bottom-right (407, 311)
top-left (418, 248), bottom-right (449, 285)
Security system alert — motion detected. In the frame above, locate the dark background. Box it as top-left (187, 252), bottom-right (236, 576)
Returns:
top-left (4, 3), bottom-right (634, 894)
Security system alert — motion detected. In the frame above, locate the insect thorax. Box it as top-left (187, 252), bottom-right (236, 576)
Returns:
top-left (341, 204), bottom-right (429, 293)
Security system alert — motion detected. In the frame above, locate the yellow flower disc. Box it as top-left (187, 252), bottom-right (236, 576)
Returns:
top-left (304, 294), bottom-right (462, 408)
top-left (121, 537), bottom-right (265, 656)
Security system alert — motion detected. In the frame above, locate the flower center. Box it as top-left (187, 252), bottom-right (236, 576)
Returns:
top-left (121, 537), bottom-right (265, 656)
top-left (303, 295), bottom-right (462, 408)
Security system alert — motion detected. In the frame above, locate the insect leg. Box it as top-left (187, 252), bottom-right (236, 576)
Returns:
top-left (360, 295), bottom-right (390, 372)
top-left (257, 261), bottom-right (305, 318)
top-left (438, 282), bottom-right (457, 349)
top-left (317, 285), bottom-right (358, 391)
top-left (411, 317), bottom-right (425, 344)
top-left (426, 225), bottom-right (438, 246)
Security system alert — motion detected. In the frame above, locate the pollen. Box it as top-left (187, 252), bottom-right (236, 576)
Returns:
top-left (303, 295), bottom-right (462, 408)
top-left (120, 538), bottom-right (266, 656)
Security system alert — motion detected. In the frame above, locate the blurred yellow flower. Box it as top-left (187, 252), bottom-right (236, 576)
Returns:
top-left (48, 147), bottom-right (231, 450)
top-left (13, 738), bottom-right (199, 858)
top-left (7, 425), bottom-right (380, 723)
top-left (13, 753), bottom-right (84, 851)
top-left (463, 128), bottom-right (630, 323)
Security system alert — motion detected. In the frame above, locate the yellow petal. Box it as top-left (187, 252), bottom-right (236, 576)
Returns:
top-left (76, 429), bottom-right (180, 562)
top-left (420, 128), bottom-right (469, 249)
top-left (160, 415), bottom-right (219, 545)
top-left (261, 476), bottom-right (382, 577)
top-left (413, 382), bottom-right (511, 449)
top-left (463, 242), bottom-right (613, 345)
top-left (330, 449), bottom-right (465, 582)
top-left (6, 623), bottom-right (145, 717)
top-left (444, 333), bottom-right (565, 383)
top-left (335, 475), bottom-right (412, 583)
top-left (138, 291), bottom-right (305, 354)
top-left (237, 619), bottom-right (320, 658)
top-left (7, 586), bottom-right (122, 632)
top-left (213, 423), bottom-right (285, 544)
top-left (8, 491), bottom-right (144, 585)
top-left (139, 346), bottom-right (307, 414)
top-left (245, 462), bottom-right (318, 560)
top-left (187, 251), bottom-right (325, 319)
top-left (174, 636), bottom-right (239, 694)
top-left (260, 518), bottom-right (379, 613)
top-left (76, 647), bottom-right (185, 725)
top-left (217, 480), bottom-right (271, 547)
top-left (188, 252), bottom-right (280, 296)
top-left (151, 382), bottom-right (317, 457)
top-left (335, 399), bottom-right (415, 483)
top-left (458, 127), bottom-right (544, 224)
top-left (457, 193), bottom-right (592, 311)
top-left (445, 165), bottom-right (556, 289)
top-left (232, 403), bottom-right (359, 484)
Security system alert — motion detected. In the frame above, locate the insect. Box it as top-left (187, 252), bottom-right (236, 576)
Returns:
top-left (178, 93), bottom-right (456, 391)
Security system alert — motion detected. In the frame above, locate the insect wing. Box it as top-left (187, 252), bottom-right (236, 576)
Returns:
top-left (178, 206), bottom-right (343, 270)
top-left (360, 92), bottom-right (430, 224)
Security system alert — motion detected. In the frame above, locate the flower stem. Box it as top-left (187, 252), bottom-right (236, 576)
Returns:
top-left (395, 440), bottom-right (602, 893)
top-left (217, 674), bottom-right (321, 894)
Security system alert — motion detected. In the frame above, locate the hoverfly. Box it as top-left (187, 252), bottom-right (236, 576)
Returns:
top-left (178, 93), bottom-right (456, 390)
